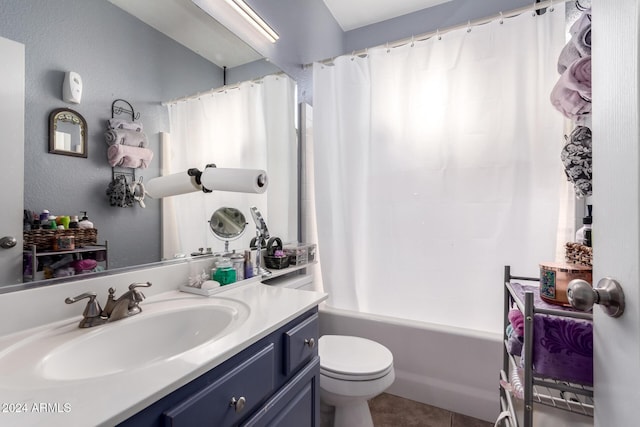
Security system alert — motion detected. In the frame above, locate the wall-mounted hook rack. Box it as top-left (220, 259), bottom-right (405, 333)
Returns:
top-left (111, 99), bottom-right (140, 121)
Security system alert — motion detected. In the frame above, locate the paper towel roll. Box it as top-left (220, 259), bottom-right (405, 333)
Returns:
top-left (145, 172), bottom-right (200, 199)
top-left (145, 168), bottom-right (268, 198)
top-left (200, 168), bottom-right (268, 194)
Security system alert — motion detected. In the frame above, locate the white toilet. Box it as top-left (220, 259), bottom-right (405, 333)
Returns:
top-left (318, 335), bottom-right (395, 427)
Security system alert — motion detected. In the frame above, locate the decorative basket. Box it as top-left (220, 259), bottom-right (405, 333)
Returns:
top-left (23, 228), bottom-right (98, 251)
top-left (264, 255), bottom-right (290, 269)
top-left (263, 236), bottom-right (290, 269)
top-left (565, 242), bottom-right (592, 267)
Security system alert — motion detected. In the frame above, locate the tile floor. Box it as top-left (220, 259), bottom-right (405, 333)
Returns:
top-left (368, 393), bottom-right (493, 427)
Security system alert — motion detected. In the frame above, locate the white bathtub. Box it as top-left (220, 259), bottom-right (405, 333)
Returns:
top-left (318, 304), bottom-right (502, 423)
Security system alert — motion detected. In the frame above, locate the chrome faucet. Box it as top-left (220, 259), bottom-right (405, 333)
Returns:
top-left (66, 282), bottom-right (152, 328)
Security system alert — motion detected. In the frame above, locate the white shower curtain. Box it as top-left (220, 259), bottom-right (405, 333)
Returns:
top-left (163, 75), bottom-right (297, 259)
top-left (313, 6), bottom-right (568, 333)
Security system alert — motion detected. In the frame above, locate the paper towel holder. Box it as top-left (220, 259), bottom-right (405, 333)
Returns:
top-left (189, 163), bottom-right (218, 193)
top-left (189, 164), bottom-right (268, 194)
top-left (145, 164), bottom-right (269, 198)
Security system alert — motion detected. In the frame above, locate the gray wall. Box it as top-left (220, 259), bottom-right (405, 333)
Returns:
top-left (0, 0), bottom-right (223, 269)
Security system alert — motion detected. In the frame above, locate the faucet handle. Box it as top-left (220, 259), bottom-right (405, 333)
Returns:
top-left (65, 292), bottom-right (106, 328)
top-left (128, 282), bottom-right (152, 303)
top-left (128, 282), bottom-right (152, 290)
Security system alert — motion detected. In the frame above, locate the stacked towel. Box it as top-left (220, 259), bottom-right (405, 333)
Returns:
top-left (105, 118), bottom-right (153, 169)
top-left (558, 9), bottom-right (591, 74)
top-left (108, 144), bottom-right (154, 168)
top-left (105, 128), bottom-right (149, 148)
top-left (550, 56), bottom-right (591, 122)
top-left (108, 118), bottom-right (143, 132)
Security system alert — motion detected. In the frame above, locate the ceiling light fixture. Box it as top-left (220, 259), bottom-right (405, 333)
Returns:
top-left (224, 0), bottom-right (279, 43)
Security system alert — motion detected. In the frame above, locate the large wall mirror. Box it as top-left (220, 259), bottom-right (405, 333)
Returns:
top-left (0, 0), bottom-right (294, 292)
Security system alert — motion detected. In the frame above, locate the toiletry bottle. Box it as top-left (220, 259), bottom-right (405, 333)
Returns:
top-left (48, 215), bottom-right (57, 229)
top-left (583, 205), bottom-right (593, 247)
top-left (244, 250), bottom-right (254, 279)
top-left (78, 211), bottom-right (94, 229)
top-left (69, 215), bottom-right (79, 229)
top-left (575, 205), bottom-right (593, 247)
top-left (32, 213), bottom-right (41, 230)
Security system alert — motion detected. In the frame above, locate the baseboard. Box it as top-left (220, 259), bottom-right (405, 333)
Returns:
top-left (387, 369), bottom-right (498, 423)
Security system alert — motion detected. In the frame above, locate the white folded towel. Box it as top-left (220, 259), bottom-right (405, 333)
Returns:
top-left (104, 129), bottom-right (149, 148)
top-left (108, 118), bottom-right (143, 132)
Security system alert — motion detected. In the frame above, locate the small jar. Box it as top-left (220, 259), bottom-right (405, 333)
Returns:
top-left (213, 259), bottom-right (236, 286)
top-left (230, 253), bottom-right (245, 281)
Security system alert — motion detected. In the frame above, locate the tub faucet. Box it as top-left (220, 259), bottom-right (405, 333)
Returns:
top-left (104, 282), bottom-right (152, 322)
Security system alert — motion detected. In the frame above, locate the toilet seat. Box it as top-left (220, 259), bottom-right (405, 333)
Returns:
top-left (319, 335), bottom-right (394, 381)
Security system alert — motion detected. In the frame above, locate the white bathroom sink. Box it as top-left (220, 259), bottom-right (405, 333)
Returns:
top-left (0, 296), bottom-right (250, 385)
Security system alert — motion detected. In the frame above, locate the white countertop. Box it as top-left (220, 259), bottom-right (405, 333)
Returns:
top-left (0, 282), bottom-right (327, 427)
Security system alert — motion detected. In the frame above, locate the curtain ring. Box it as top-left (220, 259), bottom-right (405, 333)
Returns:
top-left (466, 20), bottom-right (472, 33)
top-left (410, 35), bottom-right (415, 47)
top-left (351, 51), bottom-right (355, 61)
top-left (499, 12), bottom-right (504, 24)
top-left (549, 0), bottom-right (554, 12)
top-left (436, 29), bottom-right (441, 40)
top-left (386, 43), bottom-right (390, 53)
top-left (532, 1), bottom-right (537, 16)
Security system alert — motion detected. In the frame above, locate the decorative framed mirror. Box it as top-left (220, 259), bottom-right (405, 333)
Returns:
top-left (48, 108), bottom-right (88, 158)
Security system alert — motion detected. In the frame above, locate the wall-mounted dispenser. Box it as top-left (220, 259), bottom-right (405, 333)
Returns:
top-left (62, 71), bottom-right (83, 104)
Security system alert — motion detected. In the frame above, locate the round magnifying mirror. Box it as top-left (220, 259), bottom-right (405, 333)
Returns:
top-left (209, 207), bottom-right (247, 252)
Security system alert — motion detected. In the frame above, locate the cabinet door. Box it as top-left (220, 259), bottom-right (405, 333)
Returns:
top-left (283, 313), bottom-right (318, 375)
top-left (0, 36), bottom-right (24, 285)
top-left (242, 356), bottom-right (320, 427)
top-left (163, 344), bottom-right (275, 427)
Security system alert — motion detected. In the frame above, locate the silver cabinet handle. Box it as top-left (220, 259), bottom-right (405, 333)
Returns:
top-left (230, 396), bottom-right (246, 413)
top-left (568, 277), bottom-right (625, 318)
top-left (304, 338), bottom-right (316, 348)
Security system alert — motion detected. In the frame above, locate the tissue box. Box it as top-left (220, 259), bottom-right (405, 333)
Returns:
top-left (284, 243), bottom-right (317, 266)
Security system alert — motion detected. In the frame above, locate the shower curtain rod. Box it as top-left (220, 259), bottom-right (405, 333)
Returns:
top-left (306, 0), bottom-right (576, 68)
top-left (161, 71), bottom-right (285, 106)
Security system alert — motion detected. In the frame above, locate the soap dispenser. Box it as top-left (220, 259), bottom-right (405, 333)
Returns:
top-left (78, 211), bottom-right (94, 229)
top-left (575, 205), bottom-right (593, 247)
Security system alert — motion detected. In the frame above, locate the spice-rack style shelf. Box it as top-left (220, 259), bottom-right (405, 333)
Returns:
top-left (499, 265), bottom-right (594, 427)
top-left (23, 241), bottom-right (109, 282)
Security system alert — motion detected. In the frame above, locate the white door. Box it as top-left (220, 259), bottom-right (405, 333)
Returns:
top-left (0, 36), bottom-right (25, 285)
top-left (593, 1), bottom-right (640, 425)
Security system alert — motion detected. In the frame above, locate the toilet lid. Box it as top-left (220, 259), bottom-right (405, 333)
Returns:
top-left (319, 335), bottom-right (393, 381)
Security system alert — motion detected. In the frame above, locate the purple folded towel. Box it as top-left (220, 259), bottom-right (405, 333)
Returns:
top-left (510, 282), bottom-right (593, 385)
top-left (107, 144), bottom-right (153, 169)
top-left (550, 56), bottom-right (591, 122)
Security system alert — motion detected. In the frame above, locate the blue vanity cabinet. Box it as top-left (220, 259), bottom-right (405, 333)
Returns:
top-left (242, 356), bottom-right (320, 427)
top-left (118, 307), bottom-right (319, 427)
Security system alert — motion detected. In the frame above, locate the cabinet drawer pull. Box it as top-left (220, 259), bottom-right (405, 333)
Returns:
top-left (230, 396), bottom-right (246, 413)
top-left (304, 338), bottom-right (316, 349)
